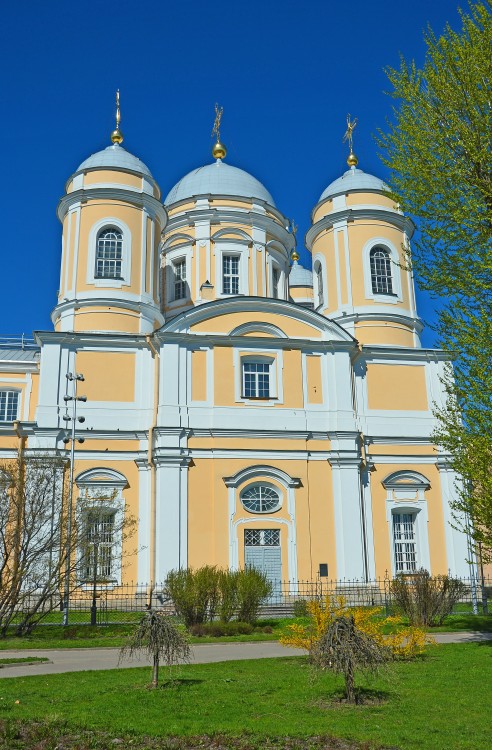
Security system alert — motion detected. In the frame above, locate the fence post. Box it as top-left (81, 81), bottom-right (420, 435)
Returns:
top-left (383, 572), bottom-right (390, 617)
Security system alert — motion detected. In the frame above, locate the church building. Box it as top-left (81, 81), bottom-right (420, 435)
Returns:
top-left (0, 101), bottom-right (471, 591)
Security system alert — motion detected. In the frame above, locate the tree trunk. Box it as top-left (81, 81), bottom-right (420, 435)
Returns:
top-left (345, 657), bottom-right (355, 703)
top-left (152, 653), bottom-right (159, 688)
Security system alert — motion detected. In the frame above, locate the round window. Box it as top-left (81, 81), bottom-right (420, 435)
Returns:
top-left (241, 485), bottom-right (280, 513)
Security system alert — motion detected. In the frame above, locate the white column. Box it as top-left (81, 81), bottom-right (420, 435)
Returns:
top-left (154, 458), bottom-right (189, 580)
top-left (331, 458), bottom-right (366, 580)
top-left (136, 460), bottom-right (152, 584)
top-left (437, 459), bottom-right (472, 577)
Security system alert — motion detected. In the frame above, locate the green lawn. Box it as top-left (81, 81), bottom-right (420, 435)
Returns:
top-left (0, 644), bottom-right (489, 750)
top-left (0, 611), bottom-right (490, 651)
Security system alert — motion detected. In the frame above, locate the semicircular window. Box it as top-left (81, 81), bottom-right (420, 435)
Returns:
top-left (241, 485), bottom-right (280, 513)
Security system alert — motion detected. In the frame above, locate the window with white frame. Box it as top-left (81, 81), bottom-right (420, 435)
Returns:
top-left (173, 259), bottom-right (187, 300)
top-left (272, 266), bottom-right (280, 299)
top-left (95, 228), bottom-right (123, 279)
top-left (315, 263), bottom-right (324, 307)
top-left (82, 509), bottom-right (117, 581)
top-left (392, 512), bottom-right (417, 573)
top-left (76, 469), bottom-right (127, 585)
top-left (242, 361), bottom-right (270, 399)
top-left (241, 484), bottom-right (280, 513)
top-left (370, 246), bottom-right (394, 295)
top-left (0, 391), bottom-right (19, 422)
top-left (223, 255), bottom-right (240, 294)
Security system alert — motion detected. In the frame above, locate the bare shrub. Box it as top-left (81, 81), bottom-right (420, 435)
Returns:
top-left (311, 615), bottom-right (391, 703)
top-left (390, 568), bottom-right (468, 626)
top-left (120, 610), bottom-right (190, 687)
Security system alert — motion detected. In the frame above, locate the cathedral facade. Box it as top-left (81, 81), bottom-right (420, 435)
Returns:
top-left (0, 113), bottom-right (471, 590)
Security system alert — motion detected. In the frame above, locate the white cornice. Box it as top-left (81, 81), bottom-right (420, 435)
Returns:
top-left (57, 187), bottom-right (167, 226)
top-left (306, 207), bottom-right (415, 249)
top-left (157, 296), bottom-right (355, 343)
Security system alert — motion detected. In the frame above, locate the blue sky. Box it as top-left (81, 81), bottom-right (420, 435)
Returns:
top-left (0, 0), bottom-right (463, 346)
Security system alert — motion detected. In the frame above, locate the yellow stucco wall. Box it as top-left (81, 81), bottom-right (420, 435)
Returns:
top-left (75, 351), bottom-right (136, 402)
top-left (366, 364), bottom-right (428, 411)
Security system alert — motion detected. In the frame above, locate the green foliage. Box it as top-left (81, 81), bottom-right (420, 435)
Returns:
top-left (189, 621), bottom-right (254, 637)
top-left (236, 568), bottom-right (273, 624)
top-left (120, 609), bottom-right (190, 687)
top-left (292, 599), bottom-right (309, 617)
top-left (390, 568), bottom-right (468, 626)
top-left (165, 566), bottom-right (221, 627)
top-left (165, 567), bottom-right (272, 626)
top-left (378, 1), bottom-right (492, 558)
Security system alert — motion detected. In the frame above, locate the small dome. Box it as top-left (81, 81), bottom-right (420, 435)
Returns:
top-left (165, 160), bottom-right (275, 206)
top-left (289, 261), bottom-right (313, 287)
top-left (75, 143), bottom-right (154, 179)
top-left (319, 167), bottom-right (387, 202)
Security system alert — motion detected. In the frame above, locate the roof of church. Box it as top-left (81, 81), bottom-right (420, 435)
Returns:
top-left (165, 160), bottom-right (275, 206)
top-left (289, 261), bottom-right (313, 287)
top-left (75, 144), bottom-right (154, 179)
top-left (319, 167), bottom-right (387, 202)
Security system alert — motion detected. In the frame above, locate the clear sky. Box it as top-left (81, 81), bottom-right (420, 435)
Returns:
top-left (0, 0), bottom-right (463, 346)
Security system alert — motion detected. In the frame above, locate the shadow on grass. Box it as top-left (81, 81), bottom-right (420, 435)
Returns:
top-left (315, 687), bottom-right (392, 709)
top-left (157, 678), bottom-right (205, 690)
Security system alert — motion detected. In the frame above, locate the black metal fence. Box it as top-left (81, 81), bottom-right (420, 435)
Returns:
top-left (27, 575), bottom-right (491, 625)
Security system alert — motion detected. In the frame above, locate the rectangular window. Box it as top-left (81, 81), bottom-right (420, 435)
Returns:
top-left (173, 260), bottom-right (187, 300)
top-left (0, 391), bottom-right (19, 421)
top-left (243, 362), bottom-right (270, 399)
top-left (83, 511), bottom-right (116, 581)
top-left (393, 513), bottom-right (417, 573)
top-left (272, 267), bottom-right (280, 299)
top-left (244, 529), bottom-right (280, 546)
top-left (223, 255), bottom-right (239, 295)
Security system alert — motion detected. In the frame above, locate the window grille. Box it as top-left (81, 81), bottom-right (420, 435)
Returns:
top-left (393, 513), bottom-right (417, 573)
top-left (244, 529), bottom-right (280, 546)
top-left (242, 485), bottom-right (280, 513)
top-left (83, 511), bottom-right (116, 580)
top-left (370, 247), bottom-right (393, 295)
top-left (0, 391), bottom-right (19, 422)
top-left (242, 362), bottom-right (270, 399)
top-left (173, 260), bottom-right (187, 300)
top-left (272, 267), bottom-right (280, 299)
top-left (223, 255), bottom-right (239, 294)
top-left (95, 228), bottom-right (123, 279)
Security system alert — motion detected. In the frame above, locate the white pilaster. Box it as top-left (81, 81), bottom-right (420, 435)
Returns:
top-left (331, 457), bottom-right (366, 580)
top-left (437, 459), bottom-right (472, 577)
top-left (154, 458), bottom-right (189, 579)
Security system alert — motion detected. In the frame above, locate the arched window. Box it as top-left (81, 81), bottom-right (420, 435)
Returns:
top-left (370, 247), bottom-right (393, 295)
top-left (314, 261), bottom-right (324, 307)
top-left (95, 228), bottom-right (123, 279)
top-left (241, 484), bottom-right (281, 513)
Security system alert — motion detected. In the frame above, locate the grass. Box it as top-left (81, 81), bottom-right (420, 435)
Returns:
top-left (0, 644), bottom-right (490, 749)
top-left (0, 658), bottom-right (49, 666)
top-left (0, 610), bottom-right (490, 651)
top-left (0, 618), bottom-right (304, 650)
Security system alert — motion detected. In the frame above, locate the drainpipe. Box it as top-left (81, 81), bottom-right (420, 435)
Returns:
top-left (358, 432), bottom-right (370, 583)
top-left (146, 334), bottom-right (160, 587)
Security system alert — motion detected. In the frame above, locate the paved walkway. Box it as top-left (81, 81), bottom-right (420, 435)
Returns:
top-left (0, 632), bottom-right (490, 679)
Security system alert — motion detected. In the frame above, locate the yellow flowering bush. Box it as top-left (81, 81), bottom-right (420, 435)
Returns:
top-left (280, 594), bottom-right (433, 659)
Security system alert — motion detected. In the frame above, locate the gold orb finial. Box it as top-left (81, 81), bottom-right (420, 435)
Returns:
top-left (111, 89), bottom-right (124, 145)
top-left (211, 103), bottom-right (226, 160)
top-left (347, 151), bottom-right (358, 167)
top-left (291, 249), bottom-right (300, 262)
top-left (212, 141), bottom-right (227, 159)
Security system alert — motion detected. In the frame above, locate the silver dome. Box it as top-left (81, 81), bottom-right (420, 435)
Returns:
top-left (165, 160), bottom-right (275, 206)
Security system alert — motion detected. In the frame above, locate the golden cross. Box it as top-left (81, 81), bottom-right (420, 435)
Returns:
top-left (212, 103), bottom-right (224, 142)
top-left (343, 114), bottom-right (358, 152)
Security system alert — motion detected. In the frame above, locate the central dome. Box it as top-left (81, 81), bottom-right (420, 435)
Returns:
top-left (165, 160), bottom-right (275, 206)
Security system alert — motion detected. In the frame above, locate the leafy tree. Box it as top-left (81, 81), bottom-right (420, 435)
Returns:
top-left (120, 610), bottom-right (190, 688)
top-left (378, 1), bottom-right (492, 558)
